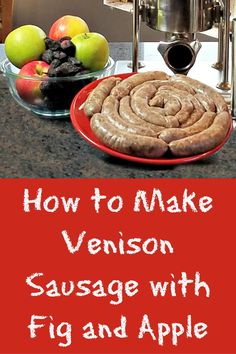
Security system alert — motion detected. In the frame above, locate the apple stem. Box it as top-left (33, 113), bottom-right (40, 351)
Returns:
top-left (36, 65), bottom-right (48, 76)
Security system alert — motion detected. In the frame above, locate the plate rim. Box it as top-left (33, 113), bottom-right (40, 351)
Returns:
top-left (70, 72), bottom-right (233, 166)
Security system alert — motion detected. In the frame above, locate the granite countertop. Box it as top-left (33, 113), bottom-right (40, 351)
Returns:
top-left (0, 42), bottom-right (235, 178)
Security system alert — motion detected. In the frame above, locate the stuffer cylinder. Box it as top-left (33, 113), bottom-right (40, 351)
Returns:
top-left (142, 0), bottom-right (215, 74)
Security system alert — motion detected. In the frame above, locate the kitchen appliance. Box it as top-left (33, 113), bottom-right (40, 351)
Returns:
top-left (132, 0), bottom-right (231, 90)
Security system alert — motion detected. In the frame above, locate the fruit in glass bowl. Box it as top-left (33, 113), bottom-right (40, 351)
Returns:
top-left (0, 56), bottom-right (115, 118)
top-left (1, 23), bottom-right (114, 118)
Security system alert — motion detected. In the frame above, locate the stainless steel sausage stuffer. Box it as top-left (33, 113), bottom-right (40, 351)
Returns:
top-left (132, 0), bottom-right (231, 90)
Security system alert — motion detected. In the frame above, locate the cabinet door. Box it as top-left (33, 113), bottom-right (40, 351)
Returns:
top-left (0, 0), bottom-right (14, 42)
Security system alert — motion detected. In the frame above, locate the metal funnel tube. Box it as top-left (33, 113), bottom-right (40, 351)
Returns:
top-left (158, 36), bottom-right (202, 75)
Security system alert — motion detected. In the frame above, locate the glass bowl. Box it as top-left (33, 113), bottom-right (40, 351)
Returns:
top-left (0, 57), bottom-right (115, 118)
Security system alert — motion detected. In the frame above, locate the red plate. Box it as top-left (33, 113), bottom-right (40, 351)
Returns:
top-left (70, 73), bottom-right (233, 165)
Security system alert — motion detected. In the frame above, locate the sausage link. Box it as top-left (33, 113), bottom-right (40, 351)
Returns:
top-left (84, 77), bottom-right (121, 117)
top-left (119, 96), bottom-right (164, 133)
top-left (169, 112), bottom-right (231, 156)
top-left (130, 79), bottom-right (196, 96)
top-left (131, 83), bottom-right (179, 128)
top-left (158, 86), bottom-right (205, 126)
top-left (194, 93), bottom-right (216, 112)
top-left (180, 96), bottom-right (206, 127)
top-left (170, 75), bottom-right (228, 112)
top-left (111, 71), bottom-right (170, 100)
top-left (159, 111), bottom-right (216, 143)
top-left (130, 79), bottom-right (170, 96)
top-left (171, 81), bottom-right (196, 95)
top-left (149, 91), bottom-right (181, 115)
top-left (101, 96), bottom-right (159, 137)
top-left (90, 113), bottom-right (168, 158)
top-left (149, 94), bottom-right (165, 108)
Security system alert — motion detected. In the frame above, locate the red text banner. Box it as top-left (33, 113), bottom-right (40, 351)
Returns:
top-left (0, 178), bottom-right (235, 354)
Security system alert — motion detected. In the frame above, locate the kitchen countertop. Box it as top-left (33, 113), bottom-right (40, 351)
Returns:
top-left (0, 42), bottom-right (235, 178)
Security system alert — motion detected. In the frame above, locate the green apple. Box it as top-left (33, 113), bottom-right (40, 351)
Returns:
top-left (71, 32), bottom-right (109, 72)
top-left (5, 25), bottom-right (46, 68)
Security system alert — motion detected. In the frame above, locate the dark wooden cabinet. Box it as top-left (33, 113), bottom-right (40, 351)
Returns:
top-left (0, 0), bottom-right (14, 42)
